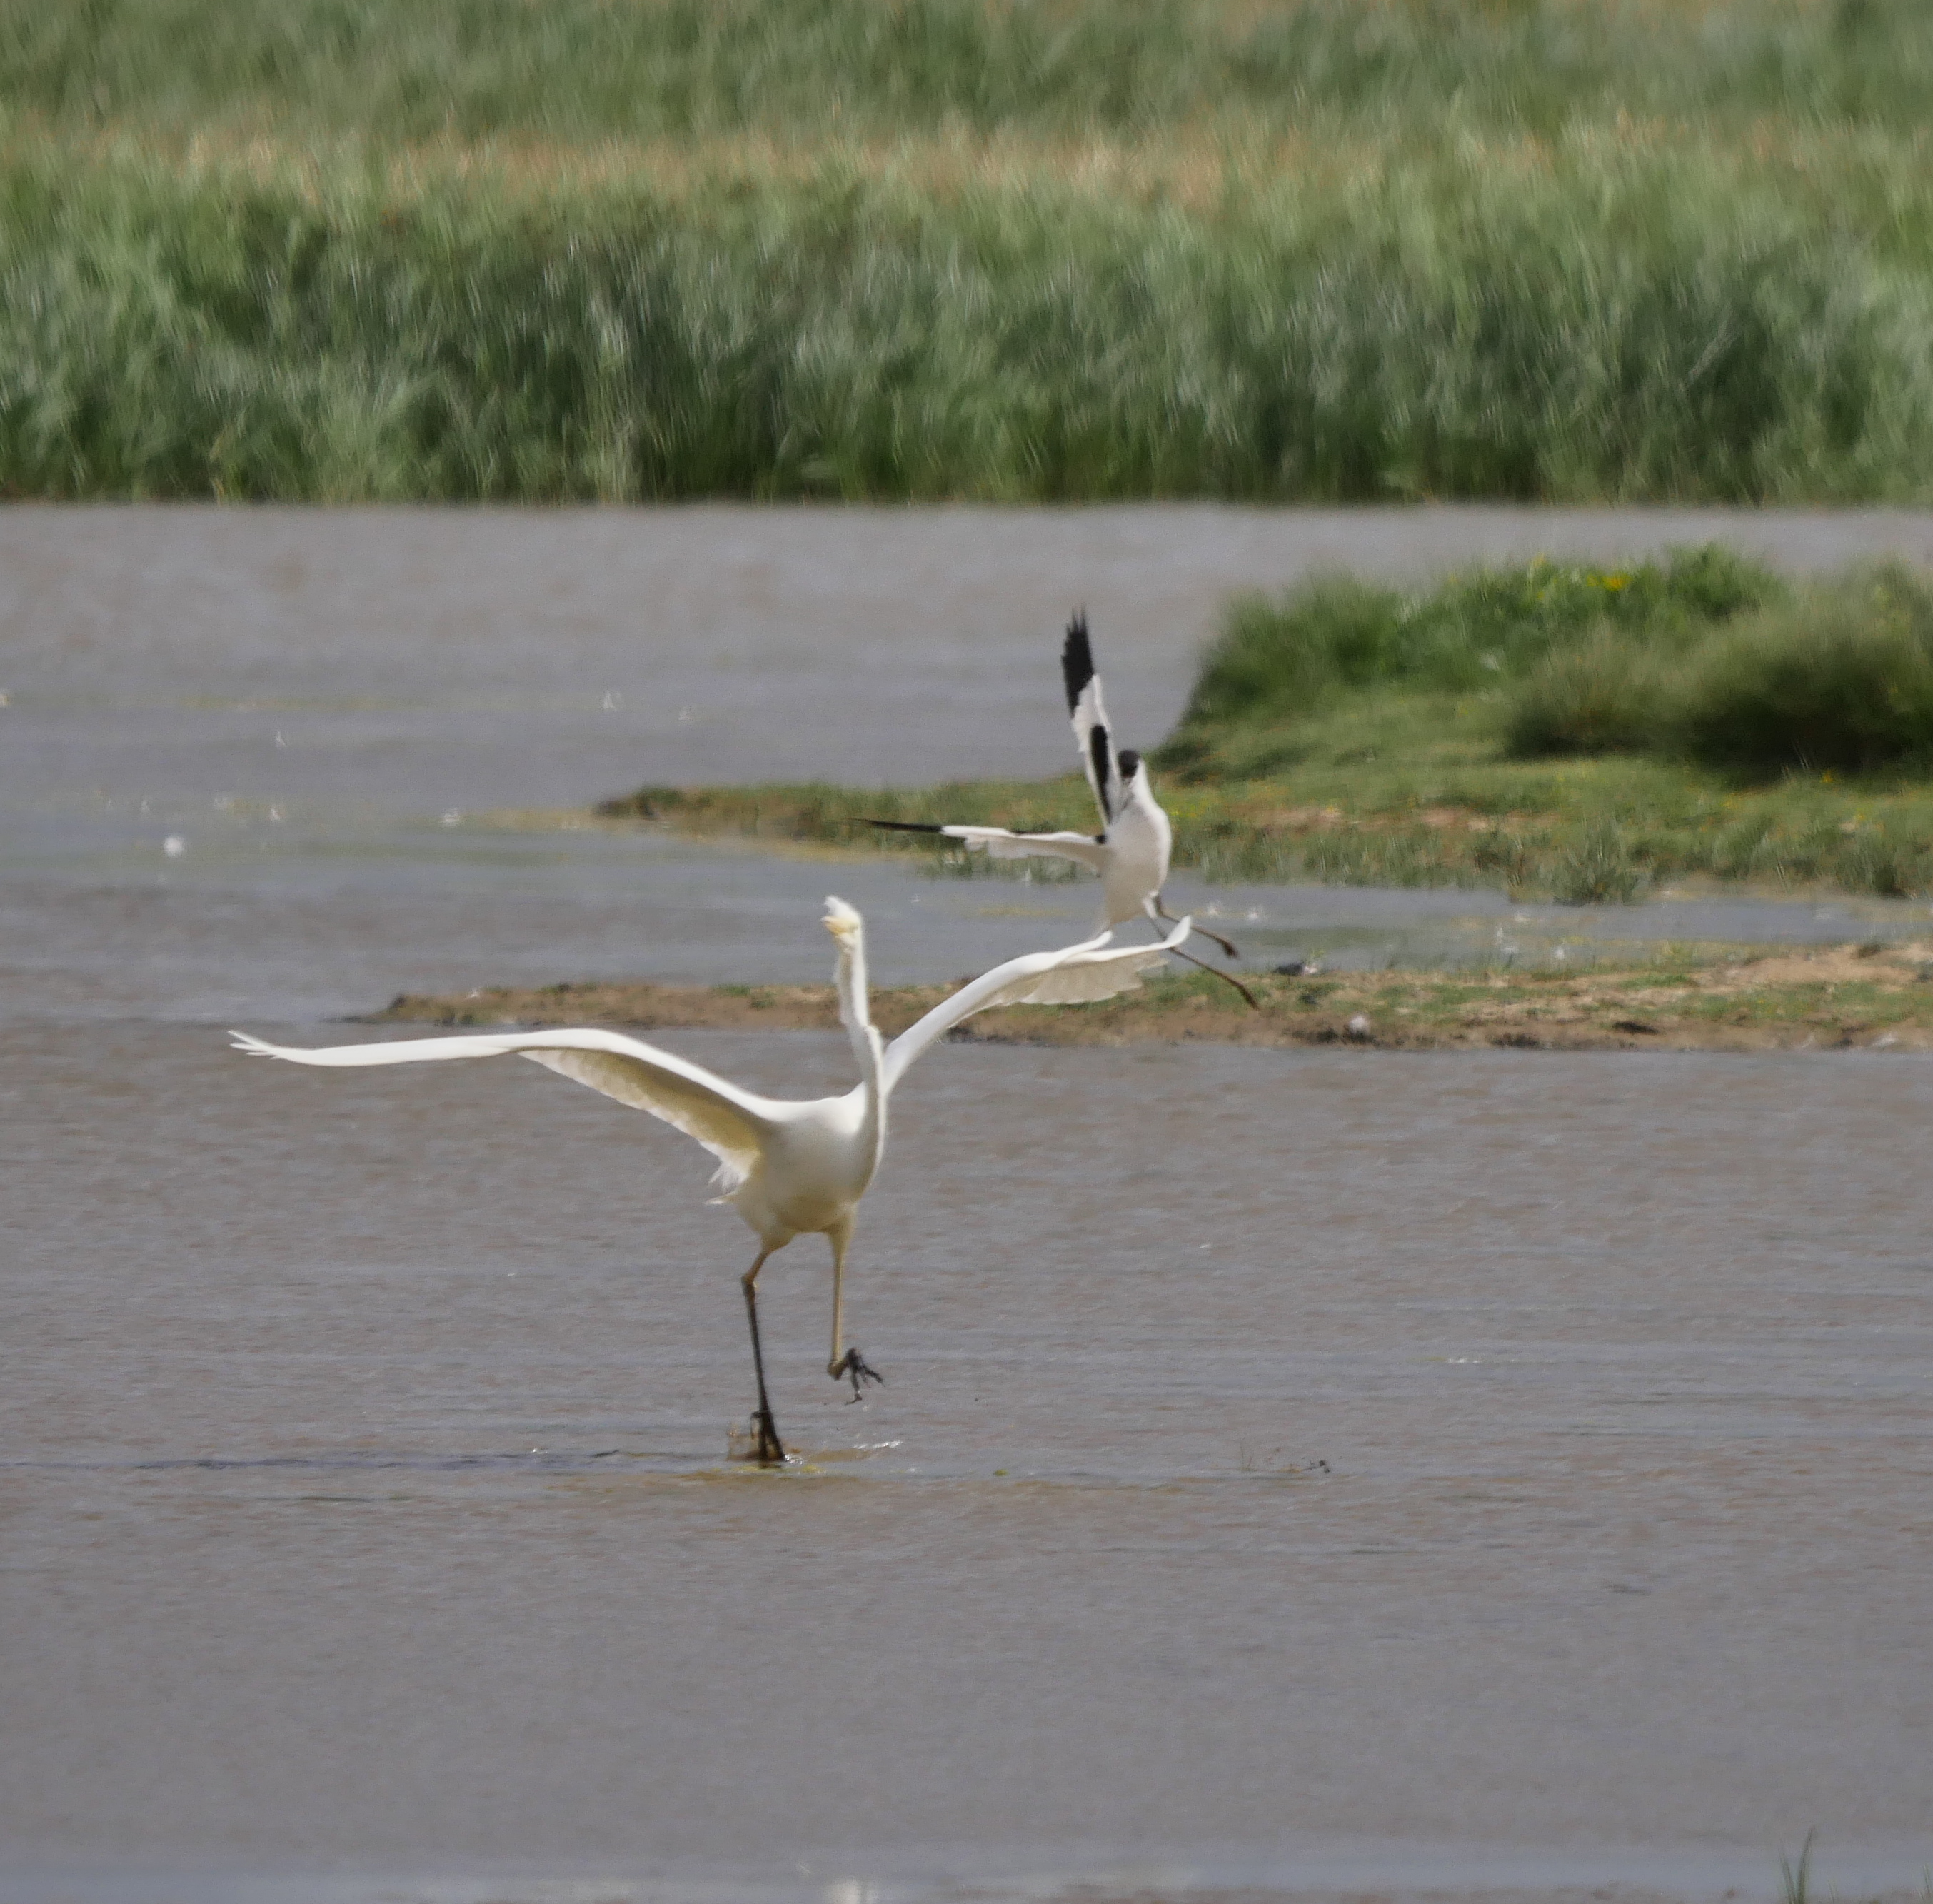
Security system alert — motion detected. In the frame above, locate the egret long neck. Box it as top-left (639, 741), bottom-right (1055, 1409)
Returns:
top-left (836, 930), bottom-right (888, 1162)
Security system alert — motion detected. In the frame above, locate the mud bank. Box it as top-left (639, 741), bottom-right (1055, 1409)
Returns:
top-left (370, 941), bottom-right (1933, 1053)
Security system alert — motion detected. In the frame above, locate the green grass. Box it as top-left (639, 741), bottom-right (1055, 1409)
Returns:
top-left (1183, 546), bottom-right (1933, 778)
top-left (1158, 548), bottom-right (1933, 896)
top-left (1673, 572), bottom-right (1933, 775)
top-left (11, 0), bottom-right (1933, 149)
top-left (606, 546), bottom-right (1933, 903)
top-left (1181, 546), bottom-right (1933, 778)
top-left (1175, 544), bottom-right (1782, 726)
top-left (4, 0), bottom-right (1933, 500)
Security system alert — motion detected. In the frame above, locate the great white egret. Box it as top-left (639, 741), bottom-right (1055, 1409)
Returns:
top-left (232, 899), bottom-right (1191, 1464)
top-left (869, 613), bottom-right (1256, 1006)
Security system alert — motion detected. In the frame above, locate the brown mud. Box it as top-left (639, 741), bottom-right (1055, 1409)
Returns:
top-left (370, 941), bottom-right (1933, 1053)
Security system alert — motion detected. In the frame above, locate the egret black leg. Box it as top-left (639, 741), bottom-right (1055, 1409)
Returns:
top-left (741, 1251), bottom-right (786, 1465)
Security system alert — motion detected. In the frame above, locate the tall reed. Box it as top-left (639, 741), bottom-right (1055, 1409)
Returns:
top-left (6, 0), bottom-right (1933, 144)
top-left (3, 149), bottom-right (1930, 502)
top-left (5, 0), bottom-right (1933, 501)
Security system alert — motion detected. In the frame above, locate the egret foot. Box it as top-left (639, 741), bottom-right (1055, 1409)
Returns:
top-left (750, 1404), bottom-right (786, 1465)
top-left (831, 1348), bottom-right (884, 1400)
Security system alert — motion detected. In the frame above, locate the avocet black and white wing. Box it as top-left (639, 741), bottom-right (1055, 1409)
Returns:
top-left (1063, 610), bottom-right (1120, 827)
top-left (865, 818), bottom-right (1105, 871)
top-left (864, 611), bottom-right (1123, 863)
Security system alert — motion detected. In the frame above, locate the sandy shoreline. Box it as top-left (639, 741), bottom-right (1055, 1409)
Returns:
top-left (367, 941), bottom-right (1933, 1053)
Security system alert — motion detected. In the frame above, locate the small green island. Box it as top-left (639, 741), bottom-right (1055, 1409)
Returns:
top-left (604, 547), bottom-right (1933, 907)
top-left (376, 546), bottom-right (1933, 1053)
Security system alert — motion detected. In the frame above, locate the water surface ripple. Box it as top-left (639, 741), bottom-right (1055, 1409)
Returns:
top-left (3, 508), bottom-right (1930, 1903)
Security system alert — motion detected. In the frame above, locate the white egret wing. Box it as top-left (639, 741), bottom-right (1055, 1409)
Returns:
top-left (231, 1026), bottom-right (777, 1195)
top-left (879, 917), bottom-right (1190, 1096)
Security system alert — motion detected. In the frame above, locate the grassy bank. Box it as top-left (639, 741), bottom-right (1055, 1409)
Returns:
top-left (1175, 543), bottom-right (1933, 780)
top-left (4, 1), bottom-right (1933, 500)
top-left (603, 548), bottom-right (1933, 903)
top-left (371, 941), bottom-right (1933, 1053)
top-left (605, 761), bottom-right (1933, 905)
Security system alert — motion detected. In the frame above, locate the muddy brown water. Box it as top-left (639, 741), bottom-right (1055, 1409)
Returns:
top-left (2, 508), bottom-right (1931, 1903)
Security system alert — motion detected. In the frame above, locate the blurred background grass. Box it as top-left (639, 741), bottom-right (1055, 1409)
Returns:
top-left (4, 0), bottom-right (1933, 501)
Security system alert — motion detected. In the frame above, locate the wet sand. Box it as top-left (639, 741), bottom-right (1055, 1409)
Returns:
top-left (4, 508), bottom-right (1932, 1902)
top-left (371, 937), bottom-right (1933, 1051)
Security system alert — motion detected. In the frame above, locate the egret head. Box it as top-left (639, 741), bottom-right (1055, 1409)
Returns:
top-left (823, 896), bottom-right (863, 946)
top-left (823, 898), bottom-right (874, 1040)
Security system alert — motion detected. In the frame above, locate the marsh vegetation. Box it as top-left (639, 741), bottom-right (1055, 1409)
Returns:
top-left (4, 0), bottom-right (1933, 499)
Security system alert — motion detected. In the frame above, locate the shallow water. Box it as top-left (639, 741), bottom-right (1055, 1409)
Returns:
top-left (11, 504), bottom-right (1933, 1027)
top-left (4, 508), bottom-right (1932, 1903)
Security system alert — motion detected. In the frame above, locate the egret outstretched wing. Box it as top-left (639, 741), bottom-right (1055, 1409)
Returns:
top-left (230, 1026), bottom-right (777, 1195)
top-left (878, 916), bottom-right (1191, 1096)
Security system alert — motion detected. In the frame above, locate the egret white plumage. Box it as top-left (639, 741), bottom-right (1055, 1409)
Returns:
top-left (231, 899), bottom-right (1191, 1464)
top-left (870, 613), bottom-right (1256, 1007)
